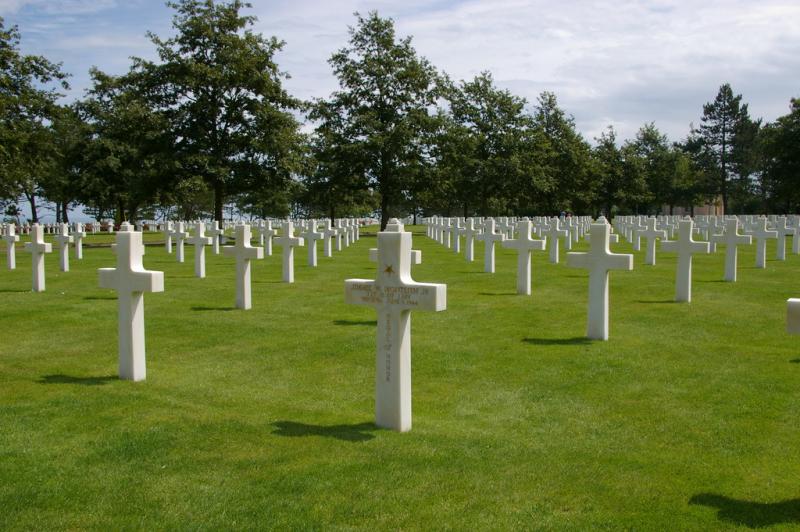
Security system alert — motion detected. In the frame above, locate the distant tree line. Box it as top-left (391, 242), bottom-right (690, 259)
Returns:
top-left (1, 1), bottom-right (798, 229)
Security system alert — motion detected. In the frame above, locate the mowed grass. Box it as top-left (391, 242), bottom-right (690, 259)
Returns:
top-left (1, 225), bottom-right (799, 530)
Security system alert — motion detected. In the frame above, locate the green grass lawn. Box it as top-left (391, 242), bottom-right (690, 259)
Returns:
top-left (1, 225), bottom-right (799, 530)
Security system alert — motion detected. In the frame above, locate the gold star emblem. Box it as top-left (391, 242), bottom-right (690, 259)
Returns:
top-left (384, 264), bottom-right (394, 275)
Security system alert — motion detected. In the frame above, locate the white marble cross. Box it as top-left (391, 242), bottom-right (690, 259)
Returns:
top-left (787, 298), bottom-right (800, 334)
top-left (261, 220), bottom-right (276, 256)
top-left (162, 221), bottom-right (174, 254)
top-left (73, 222), bottom-right (86, 259)
top-left (301, 220), bottom-right (324, 267)
top-left (459, 219), bottom-right (481, 262)
top-left (275, 221), bottom-right (304, 283)
top-left (207, 221), bottom-right (223, 255)
top-left (24, 224), bottom-right (52, 292)
top-left (3, 223), bottom-right (19, 269)
top-left (566, 222), bottom-right (633, 340)
top-left (661, 219), bottom-right (710, 302)
top-left (637, 218), bottom-right (667, 265)
top-left (322, 220), bottom-right (338, 257)
top-left (99, 231), bottom-right (164, 381)
top-left (711, 218), bottom-right (751, 282)
top-left (773, 217), bottom-right (793, 261)
top-left (477, 218), bottom-right (505, 273)
top-left (223, 224), bottom-right (264, 309)
top-left (53, 223), bottom-right (74, 272)
top-left (544, 219), bottom-right (569, 264)
top-left (345, 218), bottom-right (446, 432)
top-left (188, 221), bottom-right (213, 278)
top-left (170, 222), bottom-right (189, 263)
top-left (501, 220), bottom-right (546, 295)
top-left (750, 217), bottom-right (777, 269)
top-left (451, 219), bottom-right (462, 253)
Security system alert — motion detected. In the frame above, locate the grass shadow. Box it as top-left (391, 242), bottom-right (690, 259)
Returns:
top-left (191, 305), bottom-right (237, 312)
top-left (83, 295), bottom-right (116, 301)
top-left (333, 319), bottom-right (376, 326)
top-left (38, 374), bottom-right (116, 386)
top-left (0, 288), bottom-right (30, 293)
top-left (272, 421), bottom-right (377, 442)
top-left (523, 337), bottom-right (593, 346)
top-left (689, 493), bottom-right (800, 528)
top-left (790, 359), bottom-right (800, 364)
top-left (635, 299), bottom-right (677, 304)
top-left (478, 292), bottom-right (517, 296)
top-left (697, 279), bottom-right (727, 283)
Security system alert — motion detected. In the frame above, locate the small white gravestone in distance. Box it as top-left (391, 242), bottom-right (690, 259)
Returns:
top-left (73, 222), bottom-right (86, 259)
top-left (544, 219), bottom-right (569, 264)
top-left (477, 218), bottom-right (505, 273)
top-left (188, 221), bottom-right (213, 278)
top-left (750, 217), bottom-right (777, 269)
top-left (99, 231), bottom-right (164, 381)
top-left (223, 224), bottom-right (263, 309)
top-left (637, 218), bottom-right (667, 265)
top-left (711, 218), bottom-right (751, 282)
top-left (501, 220), bottom-right (546, 295)
top-left (301, 220), bottom-right (324, 267)
top-left (24, 224), bottom-right (52, 292)
top-left (275, 221), bottom-right (304, 283)
top-left (773, 217), bottom-right (793, 261)
top-left (3, 223), bottom-right (19, 269)
top-left (566, 222), bottom-right (633, 340)
top-left (661, 219), bottom-right (710, 302)
top-left (53, 223), bottom-right (73, 272)
top-left (170, 222), bottom-right (189, 263)
top-left (345, 218), bottom-right (446, 432)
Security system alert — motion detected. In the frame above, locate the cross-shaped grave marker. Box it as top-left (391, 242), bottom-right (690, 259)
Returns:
top-left (162, 221), bottom-right (174, 253)
top-left (544, 218), bottom-right (569, 264)
top-left (750, 217), bottom-right (777, 269)
top-left (274, 220), bottom-right (304, 283)
top-left (3, 223), bottom-right (19, 270)
top-left (501, 220), bottom-right (546, 295)
top-left (322, 220), bottom-right (338, 258)
top-left (24, 224), bottom-right (52, 292)
top-left (188, 221), bottom-right (213, 278)
top-left (661, 219), bottom-right (710, 302)
top-left (170, 222), bottom-right (189, 263)
top-left (459, 219), bottom-right (481, 262)
top-left (710, 218), bottom-right (752, 282)
top-left (99, 230), bottom-right (164, 381)
top-left (73, 222), bottom-right (86, 259)
top-left (477, 218), bottom-right (505, 273)
top-left (637, 218), bottom-right (667, 265)
top-left (301, 220), bottom-right (324, 267)
top-left (773, 217), bottom-right (793, 261)
top-left (566, 222), bottom-right (633, 340)
top-left (53, 223), bottom-right (73, 272)
top-left (223, 224), bottom-right (264, 309)
top-left (345, 218), bottom-right (446, 432)
top-left (207, 221), bottom-right (223, 255)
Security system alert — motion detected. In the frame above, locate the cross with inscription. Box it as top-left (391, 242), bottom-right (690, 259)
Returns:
top-left (223, 224), bottom-right (264, 309)
top-left (3, 222), bottom-right (19, 270)
top-left (501, 220), bottom-right (546, 295)
top-left (567, 222), bottom-right (633, 340)
top-left (98, 230), bottom-right (164, 381)
top-left (661, 219), bottom-right (710, 302)
top-left (345, 218), bottom-right (447, 432)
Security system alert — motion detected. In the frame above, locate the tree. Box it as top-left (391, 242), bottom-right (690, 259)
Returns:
top-left (760, 98), bottom-right (800, 211)
top-left (0, 18), bottom-right (69, 220)
top-left (137, 0), bottom-right (303, 221)
top-left (321, 11), bottom-right (440, 229)
top-left (699, 83), bottom-right (758, 212)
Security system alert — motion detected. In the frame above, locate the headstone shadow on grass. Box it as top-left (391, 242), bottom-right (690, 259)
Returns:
top-left (522, 337), bottom-right (593, 346)
top-left (191, 305), bottom-right (237, 311)
top-left (272, 421), bottom-right (377, 442)
top-left (789, 359), bottom-right (800, 364)
top-left (38, 374), bottom-right (117, 386)
top-left (332, 319), bottom-right (376, 326)
top-left (689, 493), bottom-right (800, 528)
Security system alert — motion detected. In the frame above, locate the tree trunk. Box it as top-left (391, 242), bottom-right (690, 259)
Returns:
top-left (329, 203), bottom-right (336, 226)
top-left (62, 202), bottom-right (69, 223)
top-left (56, 202), bottom-right (62, 223)
top-left (380, 193), bottom-right (389, 231)
top-left (214, 181), bottom-right (224, 223)
top-left (27, 192), bottom-right (38, 223)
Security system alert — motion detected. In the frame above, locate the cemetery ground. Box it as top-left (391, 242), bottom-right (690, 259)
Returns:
top-left (1, 227), bottom-right (799, 530)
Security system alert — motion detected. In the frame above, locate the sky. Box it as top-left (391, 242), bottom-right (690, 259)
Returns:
top-left (2, 0), bottom-right (799, 141)
top-left (1, 0), bottom-right (799, 220)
